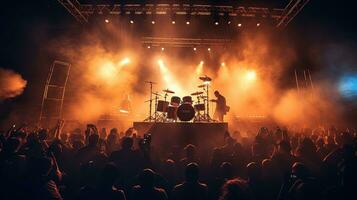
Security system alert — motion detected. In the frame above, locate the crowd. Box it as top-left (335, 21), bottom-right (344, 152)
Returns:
top-left (0, 121), bottom-right (356, 200)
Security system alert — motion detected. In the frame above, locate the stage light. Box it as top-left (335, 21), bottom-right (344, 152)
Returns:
top-left (208, 48), bottom-right (211, 52)
top-left (214, 21), bottom-right (219, 25)
top-left (161, 47), bottom-right (165, 51)
top-left (130, 20), bottom-right (134, 24)
top-left (196, 61), bottom-right (204, 75)
top-left (200, 61), bottom-right (204, 65)
top-left (147, 45), bottom-right (151, 49)
top-left (151, 20), bottom-right (155, 24)
top-left (245, 70), bottom-right (257, 81)
top-left (157, 59), bottom-right (163, 65)
top-left (186, 21), bottom-right (190, 25)
top-left (238, 23), bottom-right (242, 27)
top-left (339, 75), bottom-right (357, 99)
top-left (221, 62), bottom-right (225, 67)
top-left (193, 47), bottom-right (197, 51)
top-left (172, 20), bottom-right (176, 24)
top-left (105, 19), bottom-right (109, 23)
top-left (228, 21), bottom-right (231, 24)
top-left (119, 57), bottom-right (131, 66)
top-left (98, 62), bottom-right (117, 80)
top-left (256, 23), bottom-right (260, 27)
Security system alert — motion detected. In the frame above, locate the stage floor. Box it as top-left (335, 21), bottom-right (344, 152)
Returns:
top-left (133, 122), bottom-right (228, 156)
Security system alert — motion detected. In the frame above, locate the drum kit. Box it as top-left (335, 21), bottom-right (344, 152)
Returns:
top-left (144, 76), bottom-right (215, 122)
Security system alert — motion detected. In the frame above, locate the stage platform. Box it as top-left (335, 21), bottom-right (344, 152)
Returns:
top-left (133, 122), bottom-right (228, 156)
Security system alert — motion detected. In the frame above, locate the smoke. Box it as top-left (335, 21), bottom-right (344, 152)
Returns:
top-left (0, 68), bottom-right (27, 100)
top-left (46, 20), bottom-right (344, 129)
top-left (273, 85), bottom-right (342, 127)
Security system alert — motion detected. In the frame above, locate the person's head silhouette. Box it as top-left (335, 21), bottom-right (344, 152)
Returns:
top-left (139, 168), bottom-right (156, 188)
top-left (121, 137), bottom-right (133, 150)
top-left (88, 134), bottom-right (99, 147)
top-left (185, 162), bottom-right (199, 183)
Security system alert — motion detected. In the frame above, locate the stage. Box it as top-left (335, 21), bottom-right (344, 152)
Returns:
top-left (133, 122), bottom-right (228, 156)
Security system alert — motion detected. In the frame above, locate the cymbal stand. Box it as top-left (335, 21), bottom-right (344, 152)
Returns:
top-left (203, 83), bottom-right (214, 122)
top-left (156, 92), bottom-right (169, 122)
top-left (194, 95), bottom-right (204, 122)
top-left (144, 81), bottom-right (156, 122)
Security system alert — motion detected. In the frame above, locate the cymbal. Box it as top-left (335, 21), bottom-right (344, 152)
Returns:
top-left (152, 92), bottom-right (162, 96)
top-left (191, 91), bottom-right (204, 96)
top-left (199, 76), bottom-right (212, 82)
top-left (163, 89), bottom-right (175, 94)
top-left (198, 84), bottom-right (206, 88)
top-left (145, 81), bottom-right (157, 84)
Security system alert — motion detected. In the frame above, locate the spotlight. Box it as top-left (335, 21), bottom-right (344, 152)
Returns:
top-left (200, 61), bottom-right (204, 65)
top-left (214, 21), bottom-right (219, 25)
top-left (228, 21), bottom-right (231, 24)
top-left (157, 59), bottom-right (164, 65)
top-left (238, 23), bottom-right (242, 27)
top-left (245, 70), bottom-right (257, 81)
top-left (104, 19), bottom-right (109, 23)
top-left (151, 20), bottom-right (155, 24)
top-left (172, 20), bottom-right (176, 24)
top-left (221, 62), bottom-right (225, 67)
top-left (130, 20), bottom-right (134, 24)
top-left (208, 48), bottom-right (211, 52)
top-left (193, 47), bottom-right (197, 51)
top-left (256, 23), bottom-right (260, 27)
top-left (147, 45), bottom-right (151, 49)
top-left (161, 47), bottom-right (165, 51)
top-left (120, 57), bottom-right (131, 66)
top-left (186, 21), bottom-right (190, 25)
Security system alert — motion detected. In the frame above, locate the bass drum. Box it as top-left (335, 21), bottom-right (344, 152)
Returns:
top-left (177, 103), bottom-right (195, 121)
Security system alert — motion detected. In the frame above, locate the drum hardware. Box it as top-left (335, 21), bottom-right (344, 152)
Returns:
top-left (144, 81), bottom-right (157, 122)
top-left (198, 75), bottom-right (214, 122)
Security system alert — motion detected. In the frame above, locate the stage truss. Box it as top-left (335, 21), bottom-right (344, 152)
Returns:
top-left (58, 1), bottom-right (310, 47)
top-left (58, 0), bottom-right (309, 28)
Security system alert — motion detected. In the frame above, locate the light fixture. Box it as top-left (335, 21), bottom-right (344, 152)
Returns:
top-left (228, 21), bottom-right (231, 24)
top-left (200, 61), bottom-right (204, 65)
top-left (238, 23), bottom-right (242, 27)
top-left (193, 47), bottom-right (197, 51)
top-left (215, 21), bottom-right (219, 25)
top-left (161, 47), bottom-right (165, 51)
top-left (256, 23), bottom-right (260, 27)
top-left (208, 48), bottom-right (211, 52)
top-left (172, 20), bottom-right (176, 24)
top-left (151, 20), bottom-right (155, 24)
top-left (186, 21), bottom-right (190, 25)
top-left (221, 62), bottom-right (225, 67)
top-left (130, 20), bottom-right (134, 24)
top-left (105, 19), bottom-right (109, 23)
top-left (147, 45), bottom-right (151, 49)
